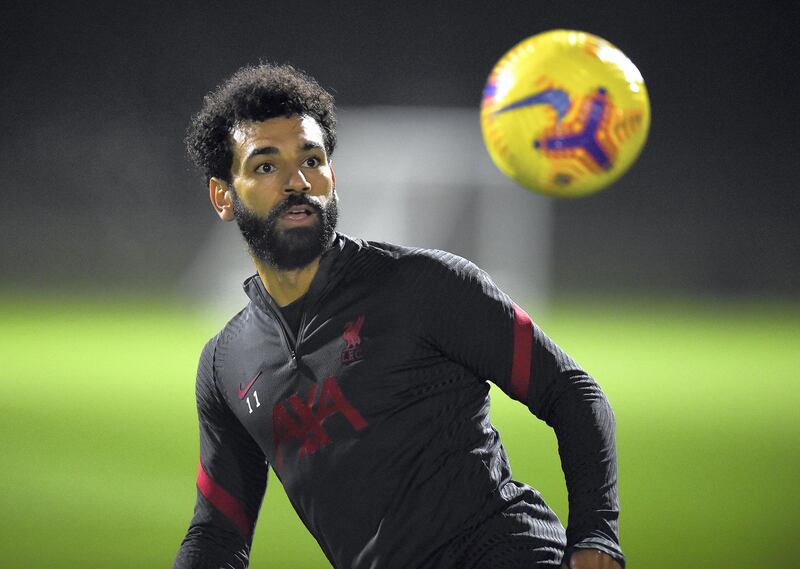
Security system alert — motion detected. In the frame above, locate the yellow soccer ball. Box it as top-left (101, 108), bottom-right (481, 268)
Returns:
top-left (481, 29), bottom-right (651, 197)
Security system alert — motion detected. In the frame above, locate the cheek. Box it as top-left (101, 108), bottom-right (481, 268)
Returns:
top-left (313, 170), bottom-right (335, 194)
top-left (239, 186), bottom-right (282, 215)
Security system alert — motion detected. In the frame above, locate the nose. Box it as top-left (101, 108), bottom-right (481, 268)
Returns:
top-left (284, 168), bottom-right (310, 193)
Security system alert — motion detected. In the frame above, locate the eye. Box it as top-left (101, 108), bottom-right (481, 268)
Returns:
top-left (304, 156), bottom-right (321, 168)
top-left (255, 162), bottom-right (275, 174)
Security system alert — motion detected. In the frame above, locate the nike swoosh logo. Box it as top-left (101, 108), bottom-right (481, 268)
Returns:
top-left (238, 371), bottom-right (263, 399)
top-left (494, 88), bottom-right (572, 121)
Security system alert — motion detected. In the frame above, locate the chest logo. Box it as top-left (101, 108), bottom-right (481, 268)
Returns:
top-left (238, 371), bottom-right (263, 400)
top-left (341, 314), bottom-right (365, 364)
top-left (273, 376), bottom-right (368, 467)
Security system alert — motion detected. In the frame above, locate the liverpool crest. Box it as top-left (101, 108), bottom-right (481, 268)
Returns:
top-left (341, 315), bottom-right (365, 364)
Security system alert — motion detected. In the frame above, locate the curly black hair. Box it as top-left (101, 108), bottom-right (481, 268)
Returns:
top-left (186, 63), bottom-right (337, 183)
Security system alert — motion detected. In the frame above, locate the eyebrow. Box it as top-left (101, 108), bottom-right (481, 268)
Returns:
top-left (246, 141), bottom-right (325, 162)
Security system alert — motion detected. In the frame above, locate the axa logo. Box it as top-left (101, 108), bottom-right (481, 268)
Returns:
top-left (273, 376), bottom-right (367, 467)
top-left (341, 314), bottom-right (365, 364)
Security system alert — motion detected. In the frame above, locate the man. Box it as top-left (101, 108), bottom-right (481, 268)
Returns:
top-left (174, 63), bottom-right (625, 569)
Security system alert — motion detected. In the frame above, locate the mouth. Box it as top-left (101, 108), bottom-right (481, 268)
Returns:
top-left (280, 205), bottom-right (318, 224)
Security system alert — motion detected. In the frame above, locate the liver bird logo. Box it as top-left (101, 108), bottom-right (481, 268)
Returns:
top-left (342, 315), bottom-right (365, 349)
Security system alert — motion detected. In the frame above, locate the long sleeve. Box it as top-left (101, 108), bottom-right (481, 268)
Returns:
top-left (173, 336), bottom-right (269, 569)
top-left (413, 250), bottom-right (625, 567)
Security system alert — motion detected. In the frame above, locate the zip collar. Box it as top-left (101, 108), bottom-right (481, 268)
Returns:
top-left (242, 232), bottom-right (361, 314)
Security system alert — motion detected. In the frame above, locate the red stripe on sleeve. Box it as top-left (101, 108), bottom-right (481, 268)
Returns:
top-left (196, 460), bottom-right (253, 536)
top-left (510, 303), bottom-right (533, 401)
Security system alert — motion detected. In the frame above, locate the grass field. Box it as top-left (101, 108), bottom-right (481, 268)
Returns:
top-left (1, 294), bottom-right (798, 567)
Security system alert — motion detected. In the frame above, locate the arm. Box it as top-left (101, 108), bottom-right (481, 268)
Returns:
top-left (173, 337), bottom-right (269, 569)
top-left (413, 251), bottom-right (624, 568)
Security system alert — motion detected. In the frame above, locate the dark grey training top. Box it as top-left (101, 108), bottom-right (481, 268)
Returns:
top-left (173, 233), bottom-right (624, 569)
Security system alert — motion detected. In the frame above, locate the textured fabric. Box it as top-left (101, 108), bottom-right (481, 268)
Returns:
top-left (278, 294), bottom-right (306, 338)
top-left (173, 233), bottom-right (624, 568)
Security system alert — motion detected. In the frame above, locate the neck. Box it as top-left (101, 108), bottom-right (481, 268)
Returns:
top-left (255, 257), bottom-right (321, 307)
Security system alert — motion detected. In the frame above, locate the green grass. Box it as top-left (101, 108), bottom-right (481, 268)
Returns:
top-left (1, 295), bottom-right (797, 567)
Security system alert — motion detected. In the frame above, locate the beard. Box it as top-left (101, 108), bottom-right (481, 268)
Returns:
top-left (230, 188), bottom-right (338, 271)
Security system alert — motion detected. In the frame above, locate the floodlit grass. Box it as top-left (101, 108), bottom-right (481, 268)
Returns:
top-left (0, 294), bottom-right (797, 567)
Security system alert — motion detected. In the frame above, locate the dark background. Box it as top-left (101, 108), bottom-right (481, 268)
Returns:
top-left (1, 1), bottom-right (796, 296)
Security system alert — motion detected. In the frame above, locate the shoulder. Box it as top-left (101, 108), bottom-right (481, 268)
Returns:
top-left (346, 237), bottom-right (506, 308)
top-left (344, 234), bottom-right (482, 279)
top-left (199, 303), bottom-right (257, 377)
top-left (331, 234), bottom-right (433, 284)
top-left (394, 245), bottom-right (493, 291)
top-left (194, 304), bottom-right (259, 407)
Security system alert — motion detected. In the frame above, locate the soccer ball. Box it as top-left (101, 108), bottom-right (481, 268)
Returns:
top-left (480, 30), bottom-right (651, 198)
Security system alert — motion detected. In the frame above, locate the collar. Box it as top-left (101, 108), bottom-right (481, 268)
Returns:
top-left (242, 232), bottom-right (360, 313)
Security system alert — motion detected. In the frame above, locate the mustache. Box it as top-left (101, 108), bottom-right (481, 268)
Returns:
top-left (272, 193), bottom-right (324, 217)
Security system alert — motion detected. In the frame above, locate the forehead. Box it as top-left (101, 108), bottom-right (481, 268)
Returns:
top-left (230, 115), bottom-right (325, 157)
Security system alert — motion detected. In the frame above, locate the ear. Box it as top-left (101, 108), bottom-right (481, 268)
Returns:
top-left (209, 177), bottom-right (235, 221)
